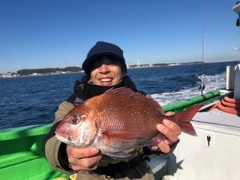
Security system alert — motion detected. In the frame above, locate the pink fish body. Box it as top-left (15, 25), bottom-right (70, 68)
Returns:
top-left (55, 87), bottom-right (202, 158)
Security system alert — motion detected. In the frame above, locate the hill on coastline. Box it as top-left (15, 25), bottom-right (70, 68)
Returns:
top-left (17, 66), bottom-right (83, 76)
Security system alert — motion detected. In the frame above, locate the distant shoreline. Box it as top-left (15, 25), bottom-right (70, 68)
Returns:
top-left (1, 61), bottom-right (203, 78)
top-left (2, 60), bottom-right (239, 79)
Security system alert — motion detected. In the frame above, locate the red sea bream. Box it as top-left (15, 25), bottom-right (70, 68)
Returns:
top-left (55, 87), bottom-right (202, 158)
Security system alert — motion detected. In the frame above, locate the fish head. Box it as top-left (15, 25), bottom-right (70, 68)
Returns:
top-left (55, 108), bottom-right (98, 147)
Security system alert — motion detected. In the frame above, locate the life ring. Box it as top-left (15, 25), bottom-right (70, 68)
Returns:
top-left (209, 94), bottom-right (240, 115)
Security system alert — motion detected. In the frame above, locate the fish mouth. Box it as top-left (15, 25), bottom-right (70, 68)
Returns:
top-left (55, 134), bottom-right (73, 145)
top-left (55, 130), bottom-right (72, 141)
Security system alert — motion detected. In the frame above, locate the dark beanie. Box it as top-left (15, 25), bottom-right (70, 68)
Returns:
top-left (82, 41), bottom-right (127, 77)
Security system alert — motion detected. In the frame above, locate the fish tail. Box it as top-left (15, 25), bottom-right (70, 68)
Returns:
top-left (172, 105), bottom-right (202, 136)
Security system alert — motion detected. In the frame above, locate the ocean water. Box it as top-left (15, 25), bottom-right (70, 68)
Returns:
top-left (0, 61), bottom-right (239, 129)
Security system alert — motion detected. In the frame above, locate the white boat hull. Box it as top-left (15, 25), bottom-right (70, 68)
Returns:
top-left (165, 108), bottom-right (240, 180)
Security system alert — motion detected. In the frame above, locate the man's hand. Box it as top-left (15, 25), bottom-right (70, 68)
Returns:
top-left (150, 112), bottom-right (182, 153)
top-left (66, 145), bottom-right (102, 172)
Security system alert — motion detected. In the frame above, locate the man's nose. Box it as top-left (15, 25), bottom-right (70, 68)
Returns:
top-left (98, 64), bottom-right (109, 73)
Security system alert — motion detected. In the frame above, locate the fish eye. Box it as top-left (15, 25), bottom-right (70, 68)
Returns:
top-left (70, 114), bottom-right (82, 124)
top-left (72, 117), bottom-right (78, 124)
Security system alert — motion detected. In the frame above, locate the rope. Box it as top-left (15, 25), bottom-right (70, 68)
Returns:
top-left (209, 93), bottom-right (240, 115)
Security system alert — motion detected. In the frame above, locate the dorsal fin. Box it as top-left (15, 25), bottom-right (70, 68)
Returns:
top-left (104, 87), bottom-right (164, 112)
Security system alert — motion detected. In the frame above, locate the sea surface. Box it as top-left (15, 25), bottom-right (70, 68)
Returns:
top-left (0, 61), bottom-right (239, 129)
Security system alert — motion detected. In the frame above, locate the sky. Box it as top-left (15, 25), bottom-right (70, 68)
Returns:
top-left (1, 0), bottom-right (240, 73)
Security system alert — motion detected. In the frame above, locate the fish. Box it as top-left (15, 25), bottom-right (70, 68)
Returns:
top-left (55, 87), bottom-right (202, 158)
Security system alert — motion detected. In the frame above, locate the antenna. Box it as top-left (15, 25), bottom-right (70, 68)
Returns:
top-left (199, 0), bottom-right (205, 95)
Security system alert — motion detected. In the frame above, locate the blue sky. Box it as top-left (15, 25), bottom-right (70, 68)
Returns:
top-left (1, 0), bottom-right (240, 73)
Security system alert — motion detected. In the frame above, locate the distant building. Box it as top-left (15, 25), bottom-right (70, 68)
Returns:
top-left (0, 72), bottom-right (19, 78)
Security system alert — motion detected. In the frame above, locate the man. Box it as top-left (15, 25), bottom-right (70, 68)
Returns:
top-left (45, 41), bottom-right (181, 180)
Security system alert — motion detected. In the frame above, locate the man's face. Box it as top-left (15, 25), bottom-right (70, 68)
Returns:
top-left (90, 57), bottom-right (126, 86)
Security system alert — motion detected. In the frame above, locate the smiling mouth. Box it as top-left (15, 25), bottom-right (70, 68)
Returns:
top-left (99, 78), bottom-right (113, 82)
